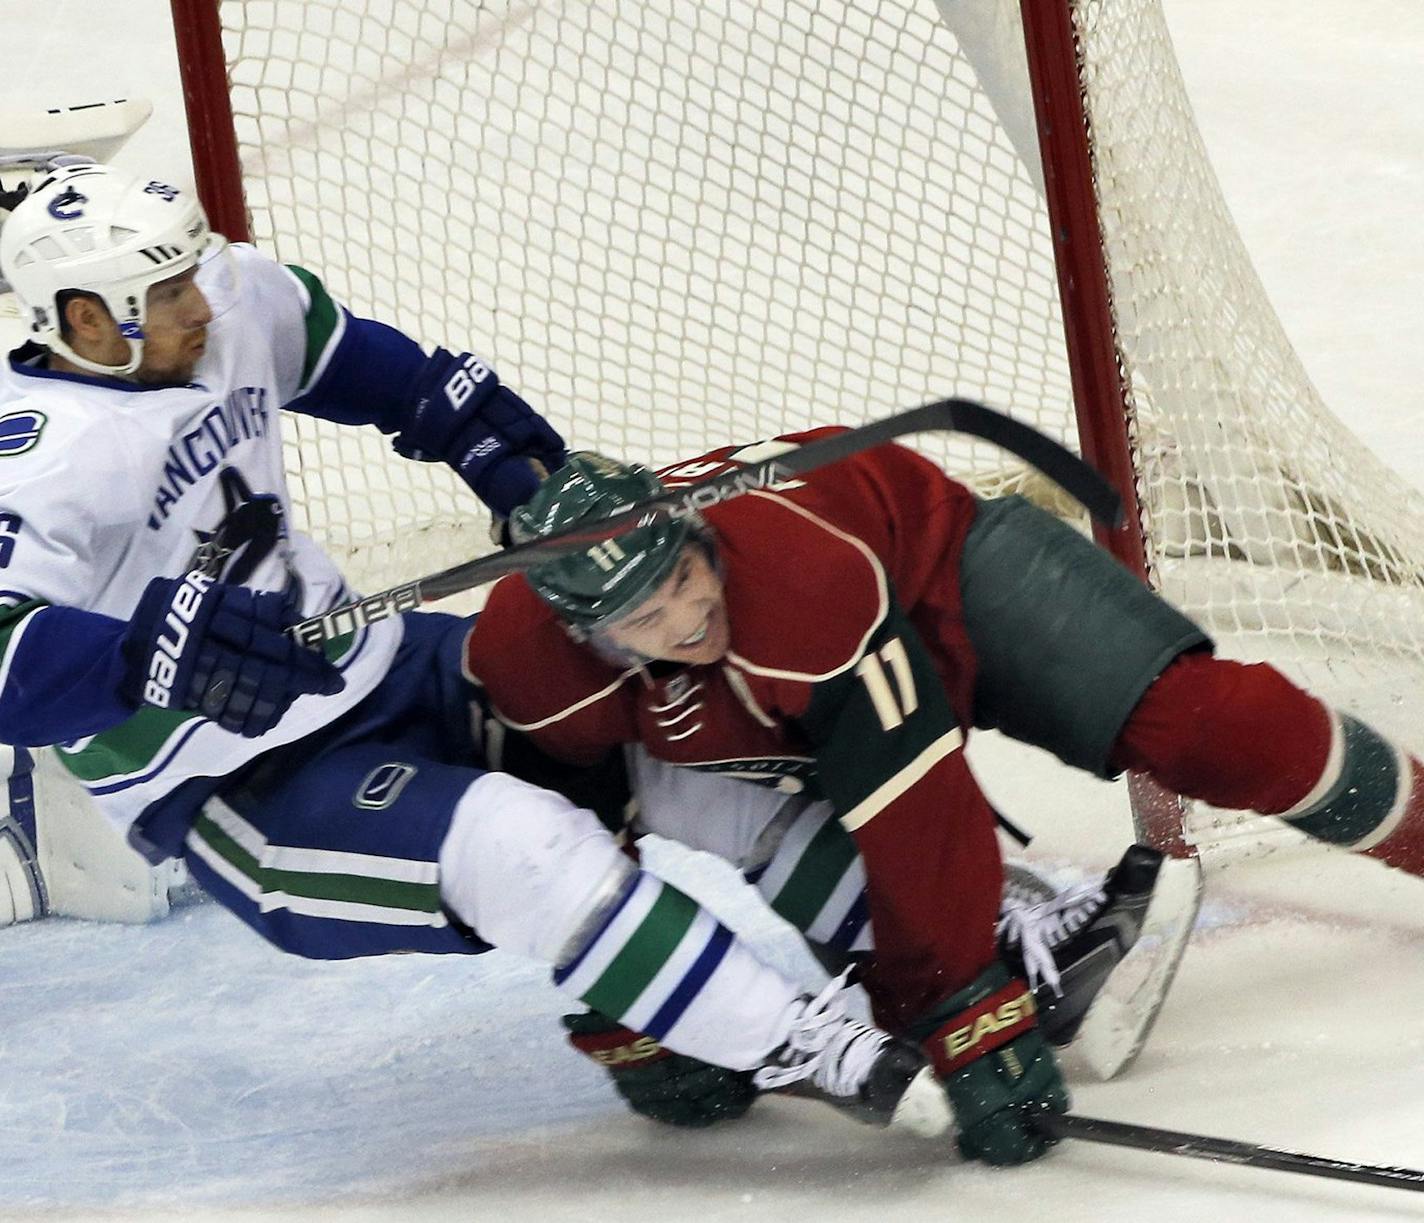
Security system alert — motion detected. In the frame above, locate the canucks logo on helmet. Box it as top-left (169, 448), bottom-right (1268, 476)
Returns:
top-left (510, 452), bottom-right (698, 632)
top-left (46, 187), bottom-right (87, 221)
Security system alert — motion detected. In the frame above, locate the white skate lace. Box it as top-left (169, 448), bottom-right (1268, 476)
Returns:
top-left (752, 970), bottom-right (889, 1098)
top-left (997, 878), bottom-right (1108, 996)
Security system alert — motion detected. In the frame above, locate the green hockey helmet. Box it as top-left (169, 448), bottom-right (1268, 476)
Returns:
top-left (510, 452), bottom-right (696, 632)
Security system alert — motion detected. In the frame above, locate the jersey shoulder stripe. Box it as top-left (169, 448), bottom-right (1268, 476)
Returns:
top-left (715, 489), bottom-right (889, 683)
top-left (282, 263), bottom-right (348, 391)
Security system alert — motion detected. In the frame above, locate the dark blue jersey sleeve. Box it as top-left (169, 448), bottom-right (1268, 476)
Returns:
top-left (283, 310), bottom-right (427, 434)
top-left (0, 600), bottom-right (133, 745)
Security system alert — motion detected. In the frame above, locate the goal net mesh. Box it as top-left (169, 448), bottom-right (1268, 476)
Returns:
top-left (207, 0), bottom-right (1424, 852)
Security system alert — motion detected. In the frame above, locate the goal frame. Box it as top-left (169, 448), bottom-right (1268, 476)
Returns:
top-left (166, 0), bottom-right (1193, 855)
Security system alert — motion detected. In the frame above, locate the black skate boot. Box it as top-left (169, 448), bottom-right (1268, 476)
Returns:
top-left (997, 844), bottom-right (1164, 1047)
top-left (753, 970), bottom-right (951, 1138)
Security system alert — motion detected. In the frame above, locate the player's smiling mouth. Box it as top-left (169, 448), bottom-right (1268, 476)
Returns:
top-left (678, 620), bottom-right (709, 647)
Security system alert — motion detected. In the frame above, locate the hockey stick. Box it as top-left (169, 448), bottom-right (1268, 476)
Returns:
top-left (1039, 1113), bottom-right (1424, 1193)
top-left (291, 398), bottom-right (1123, 647)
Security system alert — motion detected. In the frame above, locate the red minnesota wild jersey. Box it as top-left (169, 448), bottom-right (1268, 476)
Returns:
top-left (466, 430), bottom-right (1005, 1022)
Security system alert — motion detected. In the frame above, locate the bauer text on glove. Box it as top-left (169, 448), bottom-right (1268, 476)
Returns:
top-left (119, 571), bottom-right (345, 738)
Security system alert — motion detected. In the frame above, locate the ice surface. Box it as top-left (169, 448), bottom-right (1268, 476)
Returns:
top-left (1, 1), bottom-right (1422, 1218)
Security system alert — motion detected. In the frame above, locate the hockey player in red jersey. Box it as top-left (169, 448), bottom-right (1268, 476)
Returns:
top-left (465, 429), bottom-right (1424, 1164)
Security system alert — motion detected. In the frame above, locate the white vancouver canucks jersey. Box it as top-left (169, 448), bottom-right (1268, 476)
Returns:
top-left (0, 244), bottom-right (401, 832)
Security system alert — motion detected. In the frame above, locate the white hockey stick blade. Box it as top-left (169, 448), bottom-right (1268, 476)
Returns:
top-left (1072, 855), bottom-right (1203, 1080)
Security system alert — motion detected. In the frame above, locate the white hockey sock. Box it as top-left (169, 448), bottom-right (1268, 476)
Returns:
top-left (439, 770), bottom-right (801, 1069)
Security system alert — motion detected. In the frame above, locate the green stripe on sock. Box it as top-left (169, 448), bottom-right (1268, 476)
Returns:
top-left (1287, 716), bottom-right (1401, 846)
top-left (580, 884), bottom-right (698, 1019)
top-left (768, 814), bottom-right (859, 932)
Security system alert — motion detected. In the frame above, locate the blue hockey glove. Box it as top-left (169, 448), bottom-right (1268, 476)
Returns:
top-left (119, 571), bottom-right (345, 738)
top-left (393, 348), bottom-right (567, 517)
top-left (563, 1010), bottom-right (758, 1127)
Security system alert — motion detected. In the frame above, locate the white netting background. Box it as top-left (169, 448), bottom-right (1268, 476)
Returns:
top-left (1073, 0), bottom-right (1424, 846)
top-left (207, 0), bottom-right (1424, 850)
top-left (215, 0), bottom-right (1073, 593)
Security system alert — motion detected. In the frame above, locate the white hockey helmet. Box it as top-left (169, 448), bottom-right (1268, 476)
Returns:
top-left (0, 162), bottom-right (226, 375)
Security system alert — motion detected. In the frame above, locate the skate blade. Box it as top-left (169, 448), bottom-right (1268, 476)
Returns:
top-left (1072, 855), bottom-right (1203, 1081)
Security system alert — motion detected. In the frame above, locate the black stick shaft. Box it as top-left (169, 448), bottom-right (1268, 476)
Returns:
top-left (1041, 1113), bottom-right (1424, 1193)
top-left (291, 397), bottom-right (1121, 647)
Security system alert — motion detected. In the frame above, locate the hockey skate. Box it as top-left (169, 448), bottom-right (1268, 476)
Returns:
top-left (753, 970), bottom-right (951, 1138)
top-left (998, 844), bottom-right (1202, 1079)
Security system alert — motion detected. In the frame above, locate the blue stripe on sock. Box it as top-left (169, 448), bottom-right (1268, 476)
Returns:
top-left (643, 922), bottom-right (733, 1040)
top-left (829, 891), bottom-right (870, 951)
top-left (551, 871), bottom-right (643, 986)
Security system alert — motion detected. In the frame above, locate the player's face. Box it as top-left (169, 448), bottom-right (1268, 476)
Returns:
top-left (134, 267), bottom-right (213, 385)
top-left (601, 545), bottom-right (730, 665)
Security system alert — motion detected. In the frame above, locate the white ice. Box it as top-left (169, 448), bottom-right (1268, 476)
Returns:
top-left (1, 1), bottom-right (1423, 1219)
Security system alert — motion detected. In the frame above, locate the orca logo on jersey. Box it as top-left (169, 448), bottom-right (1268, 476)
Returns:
top-left (0, 411), bottom-right (47, 458)
top-left (143, 570), bottom-right (215, 708)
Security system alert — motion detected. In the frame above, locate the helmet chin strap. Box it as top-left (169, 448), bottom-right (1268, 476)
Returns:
top-left (46, 330), bottom-right (144, 377)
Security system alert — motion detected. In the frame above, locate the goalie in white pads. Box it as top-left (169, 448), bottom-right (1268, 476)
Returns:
top-left (0, 162), bottom-right (965, 1139)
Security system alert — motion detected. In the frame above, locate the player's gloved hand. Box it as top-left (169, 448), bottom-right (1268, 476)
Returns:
top-left (119, 571), bottom-right (345, 737)
top-left (563, 1010), bottom-right (758, 1127)
top-left (909, 961), bottom-right (1069, 1165)
top-left (394, 348), bottom-right (567, 517)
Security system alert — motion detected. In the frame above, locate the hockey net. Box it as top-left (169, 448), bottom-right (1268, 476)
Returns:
top-left (169, 0), bottom-right (1424, 860)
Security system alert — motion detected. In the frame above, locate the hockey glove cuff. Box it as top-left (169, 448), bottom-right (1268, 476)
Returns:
top-left (563, 1010), bottom-right (758, 1128)
top-left (119, 572), bottom-right (345, 738)
top-left (909, 961), bottom-right (1068, 1166)
top-left (393, 348), bottom-right (567, 517)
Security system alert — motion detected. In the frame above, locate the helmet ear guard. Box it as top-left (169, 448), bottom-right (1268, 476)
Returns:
top-left (0, 162), bottom-right (227, 376)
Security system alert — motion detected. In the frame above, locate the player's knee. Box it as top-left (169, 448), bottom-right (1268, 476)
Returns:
top-left (438, 771), bottom-right (635, 964)
top-left (1115, 652), bottom-right (1330, 812)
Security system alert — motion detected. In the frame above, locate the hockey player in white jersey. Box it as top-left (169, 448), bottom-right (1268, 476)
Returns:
top-left (0, 162), bottom-right (956, 1141)
top-left (0, 162), bottom-right (1182, 1158)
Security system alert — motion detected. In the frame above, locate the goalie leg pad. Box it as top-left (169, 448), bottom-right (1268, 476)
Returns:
top-left (0, 820), bottom-right (43, 925)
